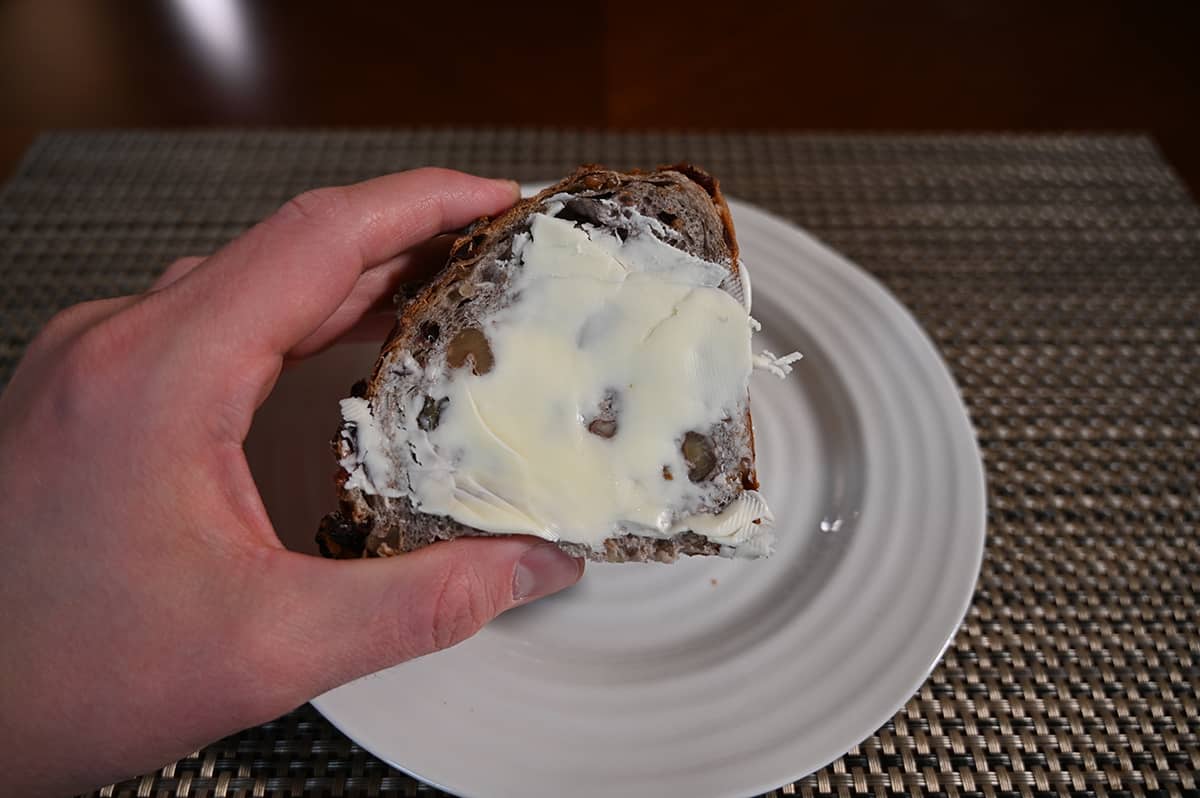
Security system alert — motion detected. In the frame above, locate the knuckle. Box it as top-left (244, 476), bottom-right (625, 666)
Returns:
top-left (41, 301), bottom-right (99, 341)
top-left (22, 296), bottom-right (156, 433)
top-left (277, 186), bottom-right (350, 226)
top-left (28, 300), bottom-right (110, 368)
top-left (57, 325), bottom-right (116, 388)
top-left (422, 561), bottom-right (496, 654)
top-left (49, 335), bottom-right (110, 423)
top-left (52, 306), bottom-right (143, 397)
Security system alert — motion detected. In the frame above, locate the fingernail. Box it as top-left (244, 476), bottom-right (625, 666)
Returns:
top-left (513, 543), bottom-right (583, 601)
top-left (489, 178), bottom-right (522, 197)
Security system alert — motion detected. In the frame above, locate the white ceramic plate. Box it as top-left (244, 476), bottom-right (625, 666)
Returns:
top-left (246, 195), bottom-right (986, 798)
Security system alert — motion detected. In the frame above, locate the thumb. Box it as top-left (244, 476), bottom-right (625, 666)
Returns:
top-left (253, 537), bottom-right (583, 699)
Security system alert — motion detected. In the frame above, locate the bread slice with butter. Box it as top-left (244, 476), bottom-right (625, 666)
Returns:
top-left (317, 164), bottom-right (798, 563)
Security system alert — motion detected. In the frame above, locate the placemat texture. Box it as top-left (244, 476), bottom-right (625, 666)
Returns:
top-left (0, 131), bottom-right (1196, 798)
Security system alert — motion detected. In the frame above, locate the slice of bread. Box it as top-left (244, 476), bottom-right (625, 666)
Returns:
top-left (318, 164), bottom-right (786, 563)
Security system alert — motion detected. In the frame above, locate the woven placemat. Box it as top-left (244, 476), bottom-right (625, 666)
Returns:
top-left (1, 131), bottom-right (1196, 798)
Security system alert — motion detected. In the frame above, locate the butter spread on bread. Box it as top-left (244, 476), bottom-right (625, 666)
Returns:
top-left (319, 165), bottom-right (798, 563)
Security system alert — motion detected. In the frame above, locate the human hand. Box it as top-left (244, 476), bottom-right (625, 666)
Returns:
top-left (0, 169), bottom-right (585, 797)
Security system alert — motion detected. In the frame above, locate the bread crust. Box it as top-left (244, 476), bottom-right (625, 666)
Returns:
top-left (318, 164), bottom-right (759, 563)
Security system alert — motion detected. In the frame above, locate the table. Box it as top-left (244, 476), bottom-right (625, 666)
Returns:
top-left (1, 131), bottom-right (1196, 797)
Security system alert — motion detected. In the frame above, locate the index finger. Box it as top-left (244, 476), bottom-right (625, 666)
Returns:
top-left (168, 168), bottom-right (519, 360)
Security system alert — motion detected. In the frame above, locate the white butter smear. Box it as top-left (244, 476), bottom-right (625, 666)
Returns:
top-left (341, 207), bottom-right (794, 556)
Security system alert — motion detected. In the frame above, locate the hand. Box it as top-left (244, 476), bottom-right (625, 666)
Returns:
top-left (0, 169), bottom-right (585, 797)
